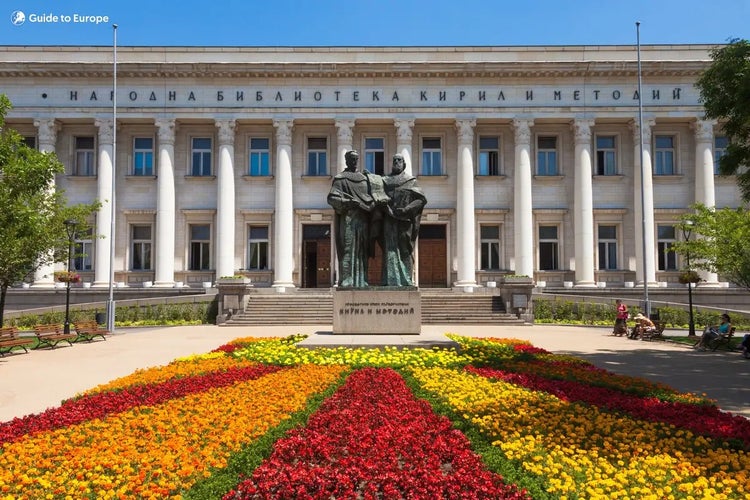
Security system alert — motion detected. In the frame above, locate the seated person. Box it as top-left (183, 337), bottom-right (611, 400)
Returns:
top-left (738, 333), bottom-right (750, 359)
top-left (694, 313), bottom-right (731, 351)
top-left (630, 313), bottom-right (655, 339)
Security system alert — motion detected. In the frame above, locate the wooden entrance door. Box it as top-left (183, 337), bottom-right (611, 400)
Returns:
top-left (418, 225), bottom-right (447, 288)
top-left (302, 224), bottom-right (331, 288)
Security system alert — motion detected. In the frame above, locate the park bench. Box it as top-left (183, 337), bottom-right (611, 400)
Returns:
top-left (33, 323), bottom-right (76, 349)
top-left (73, 321), bottom-right (110, 342)
top-left (708, 326), bottom-right (736, 351)
top-left (640, 320), bottom-right (667, 341)
top-left (0, 326), bottom-right (35, 356)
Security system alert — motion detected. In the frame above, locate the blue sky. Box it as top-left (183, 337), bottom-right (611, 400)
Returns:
top-left (2, 0), bottom-right (749, 47)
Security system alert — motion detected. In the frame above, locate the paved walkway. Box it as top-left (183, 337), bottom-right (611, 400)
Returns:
top-left (1, 324), bottom-right (748, 422)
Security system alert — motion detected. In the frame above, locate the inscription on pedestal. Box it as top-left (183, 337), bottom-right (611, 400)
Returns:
top-left (332, 288), bottom-right (421, 334)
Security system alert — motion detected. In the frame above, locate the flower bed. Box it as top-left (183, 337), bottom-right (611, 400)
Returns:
top-left (0, 334), bottom-right (748, 499)
top-left (225, 367), bottom-right (528, 499)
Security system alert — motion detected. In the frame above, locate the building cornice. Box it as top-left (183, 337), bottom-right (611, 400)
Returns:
top-left (0, 44), bottom-right (715, 80)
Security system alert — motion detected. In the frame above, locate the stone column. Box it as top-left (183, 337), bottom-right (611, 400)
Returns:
top-left (455, 119), bottom-right (477, 287)
top-left (32, 119), bottom-right (60, 287)
top-left (215, 119), bottom-right (236, 279)
top-left (572, 119), bottom-right (596, 287)
top-left (512, 118), bottom-right (535, 279)
top-left (272, 119), bottom-right (295, 288)
top-left (153, 119), bottom-right (176, 287)
top-left (692, 119), bottom-right (719, 285)
top-left (335, 119), bottom-right (355, 172)
top-left (693, 119), bottom-right (716, 208)
top-left (93, 118), bottom-right (115, 287)
top-left (631, 118), bottom-right (657, 286)
top-left (394, 118), bottom-right (415, 176)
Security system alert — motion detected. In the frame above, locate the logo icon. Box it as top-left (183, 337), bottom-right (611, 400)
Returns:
top-left (11, 10), bottom-right (25, 26)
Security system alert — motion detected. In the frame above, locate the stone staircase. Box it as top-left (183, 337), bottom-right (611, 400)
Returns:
top-left (223, 288), bottom-right (526, 326)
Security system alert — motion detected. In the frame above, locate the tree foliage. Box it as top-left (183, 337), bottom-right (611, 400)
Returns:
top-left (696, 39), bottom-right (750, 200)
top-left (671, 203), bottom-right (750, 289)
top-left (0, 94), bottom-right (99, 325)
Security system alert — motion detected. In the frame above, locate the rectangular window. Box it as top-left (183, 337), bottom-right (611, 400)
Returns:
top-left (133, 137), bottom-right (154, 176)
top-left (657, 225), bottom-right (677, 271)
top-left (191, 137), bottom-right (212, 176)
top-left (536, 136), bottom-right (558, 175)
top-left (538, 225), bottom-right (559, 271)
top-left (421, 137), bottom-right (442, 175)
top-left (23, 136), bottom-right (37, 149)
top-left (247, 225), bottom-right (269, 270)
top-left (480, 225), bottom-right (501, 270)
top-left (597, 225), bottom-right (618, 270)
top-left (478, 136), bottom-right (500, 176)
top-left (364, 137), bottom-right (385, 175)
top-left (596, 135), bottom-right (617, 175)
top-left (189, 224), bottom-right (211, 271)
top-left (249, 137), bottom-right (270, 176)
top-left (73, 229), bottom-right (93, 271)
top-left (307, 137), bottom-right (328, 176)
top-left (714, 135), bottom-right (728, 174)
top-left (131, 225), bottom-right (152, 270)
top-left (654, 135), bottom-right (675, 175)
top-left (75, 136), bottom-right (95, 176)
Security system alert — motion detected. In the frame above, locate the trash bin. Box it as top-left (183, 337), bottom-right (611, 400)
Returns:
top-left (95, 312), bottom-right (106, 325)
top-left (649, 309), bottom-right (660, 321)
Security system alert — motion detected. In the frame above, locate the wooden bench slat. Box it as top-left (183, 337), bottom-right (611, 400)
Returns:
top-left (33, 324), bottom-right (76, 349)
top-left (0, 326), bottom-right (35, 355)
top-left (73, 321), bottom-right (110, 342)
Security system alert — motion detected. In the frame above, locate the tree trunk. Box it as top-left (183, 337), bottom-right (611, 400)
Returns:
top-left (0, 284), bottom-right (7, 327)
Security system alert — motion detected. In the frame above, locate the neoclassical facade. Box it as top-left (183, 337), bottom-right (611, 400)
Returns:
top-left (0, 44), bottom-right (740, 289)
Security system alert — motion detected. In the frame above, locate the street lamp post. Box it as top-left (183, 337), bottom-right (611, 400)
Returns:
top-left (681, 222), bottom-right (696, 337)
top-left (63, 219), bottom-right (78, 336)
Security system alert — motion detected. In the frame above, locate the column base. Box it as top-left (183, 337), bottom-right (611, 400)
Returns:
top-left (574, 281), bottom-right (597, 288)
top-left (30, 282), bottom-right (55, 288)
top-left (272, 281), bottom-right (296, 289)
top-left (152, 281), bottom-right (176, 288)
top-left (452, 281), bottom-right (478, 292)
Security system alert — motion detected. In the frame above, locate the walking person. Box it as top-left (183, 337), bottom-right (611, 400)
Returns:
top-left (612, 299), bottom-right (629, 336)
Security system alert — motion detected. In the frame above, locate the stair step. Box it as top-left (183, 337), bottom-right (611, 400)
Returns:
top-left (222, 290), bottom-right (522, 326)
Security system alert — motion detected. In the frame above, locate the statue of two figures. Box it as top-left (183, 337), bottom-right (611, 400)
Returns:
top-left (327, 150), bottom-right (427, 288)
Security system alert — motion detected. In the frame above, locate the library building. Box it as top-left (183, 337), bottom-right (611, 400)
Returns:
top-left (0, 44), bottom-right (741, 297)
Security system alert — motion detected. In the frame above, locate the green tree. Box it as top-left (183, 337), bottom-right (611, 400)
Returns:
top-left (671, 203), bottom-right (750, 289)
top-left (0, 94), bottom-right (99, 325)
top-left (696, 39), bottom-right (750, 200)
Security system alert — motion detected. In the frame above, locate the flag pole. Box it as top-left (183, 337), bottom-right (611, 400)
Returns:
top-left (106, 23), bottom-right (118, 333)
top-left (636, 21), bottom-right (650, 317)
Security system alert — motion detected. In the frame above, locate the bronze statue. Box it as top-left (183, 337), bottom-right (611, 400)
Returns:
top-left (379, 154), bottom-right (426, 286)
top-left (327, 150), bottom-right (385, 287)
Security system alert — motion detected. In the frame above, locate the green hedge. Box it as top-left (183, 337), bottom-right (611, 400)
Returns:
top-left (533, 297), bottom-right (750, 330)
top-left (6, 299), bottom-right (218, 329)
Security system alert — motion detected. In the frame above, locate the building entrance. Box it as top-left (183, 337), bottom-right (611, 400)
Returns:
top-left (302, 224), bottom-right (331, 288)
top-left (417, 225), bottom-right (448, 287)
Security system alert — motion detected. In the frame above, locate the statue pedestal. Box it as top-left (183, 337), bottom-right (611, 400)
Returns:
top-left (332, 287), bottom-right (421, 334)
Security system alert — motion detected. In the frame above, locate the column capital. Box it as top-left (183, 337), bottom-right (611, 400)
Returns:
top-left (691, 118), bottom-right (716, 143)
top-left (215, 119), bottom-right (236, 146)
top-left (94, 118), bottom-right (114, 145)
top-left (155, 118), bottom-right (176, 145)
top-left (273, 119), bottom-right (294, 146)
top-left (335, 119), bottom-right (355, 144)
top-left (455, 119), bottom-right (476, 145)
top-left (33, 118), bottom-right (59, 148)
top-left (512, 118), bottom-right (534, 145)
top-left (394, 118), bottom-right (415, 142)
top-left (572, 118), bottom-right (595, 145)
